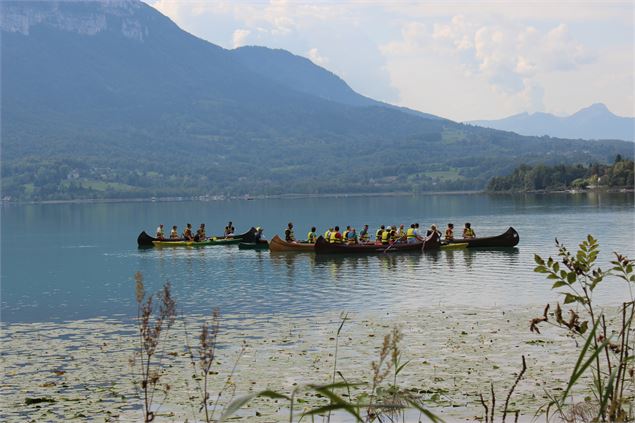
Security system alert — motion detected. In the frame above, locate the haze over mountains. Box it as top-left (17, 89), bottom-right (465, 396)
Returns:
top-left (1, 0), bottom-right (632, 200)
top-left (468, 104), bottom-right (634, 142)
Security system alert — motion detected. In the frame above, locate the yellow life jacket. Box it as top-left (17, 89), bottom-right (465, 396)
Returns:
top-left (406, 227), bottom-right (416, 239)
top-left (464, 228), bottom-right (475, 237)
top-left (330, 231), bottom-right (342, 244)
top-left (286, 228), bottom-right (295, 241)
top-left (307, 231), bottom-right (316, 243)
top-left (375, 229), bottom-right (383, 241)
top-left (381, 230), bottom-right (391, 243)
top-left (324, 230), bottom-right (331, 241)
top-left (342, 230), bottom-right (349, 240)
top-left (360, 230), bottom-right (369, 242)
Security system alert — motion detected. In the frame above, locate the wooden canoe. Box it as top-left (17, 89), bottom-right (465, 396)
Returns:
top-left (314, 233), bottom-right (441, 254)
top-left (445, 227), bottom-right (519, 248)
top-left (137, 227), bottom-right (257, 247)
top-left (268, 235), bottom-right (315, 252)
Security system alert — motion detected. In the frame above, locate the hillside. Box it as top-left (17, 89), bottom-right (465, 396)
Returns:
top-left (487, 155), bottom-right (634, 192)
top-left (468, 103), bottom-right (634, 142)
top-left (1, 0), bottom-right (632, 201)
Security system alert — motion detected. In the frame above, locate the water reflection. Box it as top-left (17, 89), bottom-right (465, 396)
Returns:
top-left (1, 193), bottom-right (632, 323)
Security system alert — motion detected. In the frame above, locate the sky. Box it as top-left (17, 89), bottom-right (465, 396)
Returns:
top-left (145, 0), bottom-right (634, 122)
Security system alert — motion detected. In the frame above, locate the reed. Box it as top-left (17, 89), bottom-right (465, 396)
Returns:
top-left (188, 311), bottom-right (248, 422)
top-left (131, 272), bottom-right (176, 422)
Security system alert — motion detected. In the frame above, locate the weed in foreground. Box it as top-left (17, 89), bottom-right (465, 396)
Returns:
top-left (131, 272), bottom-right (177, 422)
top-left (531, 236), bottom-right (634, 422)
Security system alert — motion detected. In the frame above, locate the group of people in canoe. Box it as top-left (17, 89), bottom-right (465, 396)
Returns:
top-left (155, 221), bottom-right (239, 242)
top-left (283, 222), bottom-right (476, 245)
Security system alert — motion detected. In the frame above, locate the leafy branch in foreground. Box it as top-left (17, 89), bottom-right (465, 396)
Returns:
top-left (531, 236), bottom-right (634, 422)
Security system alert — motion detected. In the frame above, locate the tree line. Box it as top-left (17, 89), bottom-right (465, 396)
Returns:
top-left (486, 155), bottom-right (634, 192)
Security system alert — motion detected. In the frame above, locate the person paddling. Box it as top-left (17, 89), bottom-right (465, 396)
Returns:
top-left (183, 223), bottom-right (194, 241)
top-left (195, 223), bottom-right (206, 241)
top-left (347, 228), bottom-right (358, 244)
top-left (307, 226), bottom-right (317, 243)
top-left (463, 222), bottom-right (476, 239)
top-left (170, 225), bottom-right (179, 239)
top-left (406, 224), bottom-right (418, 244)
top-left (224, 221), bottom-right (235, 238)
top-left (342, 226), bottom-right (351, 241)
top-left (381, 226), bottom-right (391, 245)
top-left (359, 224), bottom-right (370, 243)
top-left (285, 222), bottom-right (296, 242)
top-left (445, 223), bottom-right (455, 241)
top-left (397, 224), bottom-right (405, 239)
top-left (156, 224), bottom-right (165, 240)
top-left (330, 226), bottom-right (343, 243)
top-left (376, 225), bottom-right (385, 244)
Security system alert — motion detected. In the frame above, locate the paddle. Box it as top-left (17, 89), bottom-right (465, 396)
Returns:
top-left (383, 234), bottom-right (406, 253)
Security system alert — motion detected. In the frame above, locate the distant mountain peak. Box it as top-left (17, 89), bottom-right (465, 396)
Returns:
top-left (573, 102), bottom-right (613, 117)
top-left (467, 103), bottom-right (633, 141)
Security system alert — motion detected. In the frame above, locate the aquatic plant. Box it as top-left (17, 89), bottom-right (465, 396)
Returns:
top-left (132, 272), bottom-right (177, 422)
top-left (184, 309), bottom-right (246, 422)
top-left (478, 355), bottom-right (527, 423)
top-left (532, 236), bottom-right (634, 421)
top-left (221, 320), bottom-right (442, 422)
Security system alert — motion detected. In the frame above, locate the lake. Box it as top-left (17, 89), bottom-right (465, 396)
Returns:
top-left (1, 192), bottom-right (633, 324)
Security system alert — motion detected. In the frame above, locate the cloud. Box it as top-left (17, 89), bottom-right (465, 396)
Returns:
top-left (232, 29), bottom-right (250, 48)
top-left (381, 14), bottom-right (597, 116)
top-left (145, 0), bottom-right (633, 120)
top-left (307, 47), bottom-right (329, 66)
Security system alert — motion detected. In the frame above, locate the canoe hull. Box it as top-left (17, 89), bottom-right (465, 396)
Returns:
top-left (153, 238), bottom-right (242, 247)
top-left (314, 234), bottom-right (440, 254)
top-left (440, 242), bottom-right (468, 250)
top-left (268, 235), bottom-right (315, 252)
top-left (238, 240), bottom-right (269, 250)
top-left (137, 227), bottom-right (257, 247)
top-left (446, 227), bottom-right (519, 248)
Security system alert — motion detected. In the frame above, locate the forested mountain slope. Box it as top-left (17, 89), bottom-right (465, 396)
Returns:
top-left (1, 0), bottom-right (631, 200)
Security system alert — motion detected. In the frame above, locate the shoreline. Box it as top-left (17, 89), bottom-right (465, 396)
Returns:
top-left (1, 188), bottom-right (632, 206)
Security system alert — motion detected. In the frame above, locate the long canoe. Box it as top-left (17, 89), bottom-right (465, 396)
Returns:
top-left (314, 234), bottom-right (441, 254)
top-left (268, 235), bottom-right (315, 252)
top-left (446, 227), bottom-right (519, 248)
top-left (137, 227), bottom-right (257, 247)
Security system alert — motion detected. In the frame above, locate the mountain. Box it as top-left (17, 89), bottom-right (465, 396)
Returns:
top-left (468, 104), bottom-right (634, 141)
top-left (230, 46), bottom-right (442, 120)
top-left (1, 1), bottom-right (632, 201)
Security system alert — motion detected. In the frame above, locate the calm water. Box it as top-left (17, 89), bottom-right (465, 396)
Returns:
top-left (1, 193), bottom-right (633, 323)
